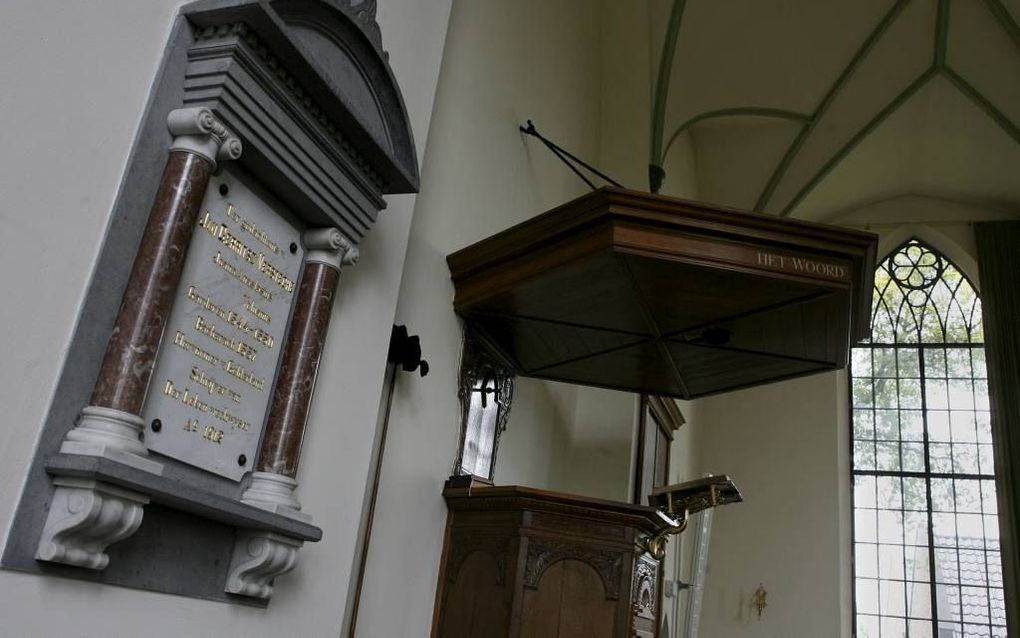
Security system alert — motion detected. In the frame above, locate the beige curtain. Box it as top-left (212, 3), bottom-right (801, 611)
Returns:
top-left (975, 221), bottom-right (1020, 635)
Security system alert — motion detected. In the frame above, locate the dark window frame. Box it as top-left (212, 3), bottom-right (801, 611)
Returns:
top-left (634, 395), bottom-right (685, 505)
top-left (850, 238), bottom-right (1005, 637)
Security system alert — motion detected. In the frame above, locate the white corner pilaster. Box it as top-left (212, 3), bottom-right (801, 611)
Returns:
top-left (225, 530), bottom-right (303, 599)
top-left (35, 477), bottom-right (149, 570)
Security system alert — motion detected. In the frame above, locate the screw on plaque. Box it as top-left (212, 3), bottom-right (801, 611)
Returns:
top-left (238, 454), bottom-right (247, 466)
top-left (290, 242), bottom-right (298, 254)
top-left (150, 419), bottom-right (162, 433)
top-left (219, 183), bottom-right (229, 196)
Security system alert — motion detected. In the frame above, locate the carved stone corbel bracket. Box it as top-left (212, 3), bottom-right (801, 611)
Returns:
top-left (35, 477), bottom-right (148, 570)
top-left (225, 530), bottom-right (303, 599)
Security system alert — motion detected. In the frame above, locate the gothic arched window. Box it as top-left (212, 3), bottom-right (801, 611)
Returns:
top-left (851, 239), bottom-right (1005, 637)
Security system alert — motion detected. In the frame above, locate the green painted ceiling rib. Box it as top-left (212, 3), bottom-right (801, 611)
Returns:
top-left (982, 0), bottom-right (1020, 53)
top-left (779, 67), bottom-right (937, 217)
top-left (650, 0), bottom-right (688, 174)
top-left (944, 66), bottom-right (1020, 145)
top-left (752, 0), bottom-right (911, 213)
top-left (934, 0), bottom-right (951, 68)
top-left (661, 108), bottom-right (811, 159)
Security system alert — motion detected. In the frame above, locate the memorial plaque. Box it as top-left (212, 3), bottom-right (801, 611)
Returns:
top-left (143, 169), bottom-right (304, 480)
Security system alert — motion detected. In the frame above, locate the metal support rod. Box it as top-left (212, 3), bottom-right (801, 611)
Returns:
top-left (519, 120), bottom-right (623, 191)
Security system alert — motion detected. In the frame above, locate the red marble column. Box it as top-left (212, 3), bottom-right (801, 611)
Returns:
top-left (90, 151), bottom-right (213, 414)
top-left (257, 262), bottom-right (340, 477)
top-left (243, 228), bottom-right (357, 516)
top-left (61, 107), bottom-right (241, 471)
top-left (39, 108), bottom-right (242, 571)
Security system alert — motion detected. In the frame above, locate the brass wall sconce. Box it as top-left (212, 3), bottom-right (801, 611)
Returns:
top-left (753, 584), bottom-right (768, 619)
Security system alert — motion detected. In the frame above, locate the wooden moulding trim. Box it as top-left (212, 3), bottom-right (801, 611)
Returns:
top-left (646, 395), bottom-right (685, 434)
top-left (523, 360), bottom-right (835, 402)
top-left (442, 485), bottom-right (667, 533)
top-left (451, 224), bottom-right (615, 309)
top-left (451, 219), bottom-right (862, 313)
top-left (446, 194), bottom-right (610, 282)
top-left (612, 224), bottom-right (855, 285)
top-left (446, 188), bottom-right (878, 283)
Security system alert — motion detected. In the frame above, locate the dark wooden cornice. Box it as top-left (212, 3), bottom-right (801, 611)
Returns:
top-left (447, 188), bottom-right (878, 399)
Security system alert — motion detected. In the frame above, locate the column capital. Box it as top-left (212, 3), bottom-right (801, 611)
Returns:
top-left (167, 107), bottom-right (242, 168)
top-left (304, 228), bottom-right (359, 270)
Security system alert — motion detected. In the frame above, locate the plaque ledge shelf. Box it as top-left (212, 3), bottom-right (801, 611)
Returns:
top-left (44, 454), bottom-right (322, 542)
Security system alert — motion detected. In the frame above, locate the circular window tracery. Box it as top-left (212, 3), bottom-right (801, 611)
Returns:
top-left (888, 242), bottom-right (944, 307)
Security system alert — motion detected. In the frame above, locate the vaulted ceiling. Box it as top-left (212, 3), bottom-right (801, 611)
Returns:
top-left (650, 0), bottom-right (1020, 222)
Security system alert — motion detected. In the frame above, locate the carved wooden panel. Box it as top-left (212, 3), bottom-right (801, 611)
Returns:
top-left (438, 551), bottom-right (509, 638)
top-left (632, 555), bottom-right (658, 621)
top-left (521, 559), bottom-right (616, 638)
top-left (445, 533), bottom-right (510, 586)
top-left (524, 537), bottom-right (624, 600)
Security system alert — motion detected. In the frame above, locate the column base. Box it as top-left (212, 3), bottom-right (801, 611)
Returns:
top-left (241, 471), bottom-right (312, 523)
top-left (61, 406), bottom-right (162, 475)
top-left (225, 530), bottom-right (303, 599)
top-left (35, 477), bottom-right (148, 570)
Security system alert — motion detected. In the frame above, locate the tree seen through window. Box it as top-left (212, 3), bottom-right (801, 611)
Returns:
top-left (851, 239), bottom-right (1005, 638)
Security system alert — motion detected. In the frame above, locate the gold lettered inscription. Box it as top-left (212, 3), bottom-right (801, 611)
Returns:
top-left (143, 175), bottom-right (303, 480)
top-left (193, 314), bottom-right (259, 362)
top-left (243, 295), bottom-right (272, 325)
top-left (199, 211), bottom-right (295, 293)
top-left (756, 251), bottom-right (848, 281)
top-left (226, 203), bottom-right (283, 257)
top-left (188, 286), bottom-right (275, 348)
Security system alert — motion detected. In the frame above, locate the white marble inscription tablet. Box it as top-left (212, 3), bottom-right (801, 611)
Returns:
top-left (143, 169), bottom-right (303, 481)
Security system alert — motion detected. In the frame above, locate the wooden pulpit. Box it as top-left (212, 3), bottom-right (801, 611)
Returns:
top-left (432, 480), bottom-right (669, 637)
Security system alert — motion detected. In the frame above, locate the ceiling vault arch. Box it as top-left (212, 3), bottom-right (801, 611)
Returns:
top-left (661, 108), bottom-right (811, 161)
top-left (650, 0), bottom-right (1020, 219)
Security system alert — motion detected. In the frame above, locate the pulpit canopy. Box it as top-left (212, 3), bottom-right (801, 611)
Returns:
top-left (447, 187), bottom-right (878, 399)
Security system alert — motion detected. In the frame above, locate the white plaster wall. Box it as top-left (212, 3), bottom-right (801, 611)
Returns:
top-left (495, 379), bottom-right (577, 489)
top-left (552, 387), bottom-right (638, 502)
top-left (662, 398), bottom-right (701, 638)
top-left (0, 1), bottom-right (452, 636)
top-left (692, 372), bottom-right (850, 638)
top-left (0, 0), bottom-right (182, 555)
top-left (353, 1), bottom-right (609, 634)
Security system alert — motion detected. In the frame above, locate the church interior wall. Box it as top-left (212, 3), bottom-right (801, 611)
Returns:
top-left (0, 0), bottom-right (452, 635)
top-left (353, 1), bottom-right (643, 633)
top-left (682, 372), bottom-right (851, 638)
top-left (2, 1), bottom-right (1014, 636)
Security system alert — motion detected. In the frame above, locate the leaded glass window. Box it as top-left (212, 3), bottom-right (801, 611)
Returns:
top-left (851, 239), bottom-right (1005, 638)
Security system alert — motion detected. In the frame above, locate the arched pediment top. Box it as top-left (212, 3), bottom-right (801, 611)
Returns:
top-left (184, 0), bottom-right (419, 194)
top-left (317, 0), bottom-right (383, 53)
